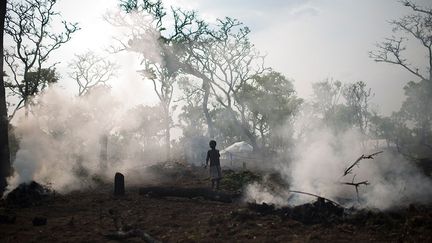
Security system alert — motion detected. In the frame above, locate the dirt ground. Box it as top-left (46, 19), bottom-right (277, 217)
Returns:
top-left (1, 164), bottom-right (431, 243)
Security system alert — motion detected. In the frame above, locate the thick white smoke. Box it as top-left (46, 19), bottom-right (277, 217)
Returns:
top-left (246, 110), bottom-right (432, 210)
top-left (6, 86), bottom-right (168, 193)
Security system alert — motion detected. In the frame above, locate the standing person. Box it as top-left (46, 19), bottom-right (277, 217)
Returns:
top-left (205, 140), bottom-right (222, 190)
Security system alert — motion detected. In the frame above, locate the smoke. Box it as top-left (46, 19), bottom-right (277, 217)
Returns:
top-left (246, 107), bottom-right (432, 210)
top-left (6, 86), bottom-right (171, 193)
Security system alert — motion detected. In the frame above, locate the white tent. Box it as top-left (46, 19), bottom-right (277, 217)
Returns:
top-left (220, 141), bottom-right (254, 168)
top-left (221, 141), bottom-right (253, 154)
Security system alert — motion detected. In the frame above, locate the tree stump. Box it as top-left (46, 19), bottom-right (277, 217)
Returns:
top-left (114, 172), bottom-right (125, 196)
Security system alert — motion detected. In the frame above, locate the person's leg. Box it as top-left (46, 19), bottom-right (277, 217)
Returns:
top-left (216, 179), bottom-right (220, 190)
top-left (211, 179), bottom-right (215, 190)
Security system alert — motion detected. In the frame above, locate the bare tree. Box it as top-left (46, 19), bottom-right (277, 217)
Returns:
top-left (4, 0), bottom-right (79, 117)
top-left (0, 0), bottom-right (10, 196)
top-left (369, 0), bottom-right (432, 81)
top-left (68, 51), bottom-right (118, 96)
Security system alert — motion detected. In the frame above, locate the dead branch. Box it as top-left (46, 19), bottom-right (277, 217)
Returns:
top-left (343, 151), bottom-right (383, 176)
top-left (341, 181), bottom-right (369, 187)
top-left (341, 180), bottom-right (369, 201)
top-left (288, 190), bottom-right (344, 209)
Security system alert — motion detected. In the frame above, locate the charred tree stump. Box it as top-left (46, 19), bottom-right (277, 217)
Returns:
top-left (139, 186), bottom-right (240, 203)
top-left (114, 173), bottom-right (125, 196)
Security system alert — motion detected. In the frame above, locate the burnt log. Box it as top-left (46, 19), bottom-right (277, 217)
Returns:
top-left (114, 172), bottom-right (125, 196)
top-left (139, 186), bottom-right (240, 203)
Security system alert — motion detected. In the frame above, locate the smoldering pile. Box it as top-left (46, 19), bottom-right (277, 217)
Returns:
top-left (5, 181), bottom-right (54, 207)
top-left (235, 198), bottom-right (432, 231)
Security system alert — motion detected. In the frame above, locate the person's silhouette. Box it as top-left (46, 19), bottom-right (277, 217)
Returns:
top-left (205, 140), bottom-right (222, 190)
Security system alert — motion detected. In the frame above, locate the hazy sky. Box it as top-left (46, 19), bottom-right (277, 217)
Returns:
top-left (47, 0), bottom-right (432, 115)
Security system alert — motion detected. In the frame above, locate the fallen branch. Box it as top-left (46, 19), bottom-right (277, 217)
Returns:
top-left (288, 190), bottom-right (344, 209)
top-left (343, 151), bottom-right (383, 176)
top-left (139, 186), bottom-right (240, 203)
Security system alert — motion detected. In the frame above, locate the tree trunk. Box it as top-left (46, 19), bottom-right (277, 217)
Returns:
top-left (202, 80), bottom-right (215, 138)
top-left (0, 0), bottom-right (11, 196)
top-left (164, 107), bottom-right (170, 161)
top-left (227, 107), bottom-right (258, 150)
top-left (99, 134), bottom-right (108, 171)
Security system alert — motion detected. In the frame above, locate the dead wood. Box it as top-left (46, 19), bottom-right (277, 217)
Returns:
top-left (343, 151), bottom-right (383, 176)
top-left (341, 174), bottom-right (370, 202)
top-left (139, 186), bottom-right (240, 203)
top-left (341, 181), bottom-right (369, 187)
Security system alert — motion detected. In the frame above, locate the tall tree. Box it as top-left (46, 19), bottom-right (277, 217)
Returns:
top-left (0, 0), bottom-right (10, 196)
top-left (370, 0), bottom-right (432, 156)
top-left (192, 17), bottom-right (267, 149)
top-left (4, 0), bottom-right (79, 117)
top-left (140, 61), bottom-right (176, 160)
top-left (116, 1), bottom-right (271, 149)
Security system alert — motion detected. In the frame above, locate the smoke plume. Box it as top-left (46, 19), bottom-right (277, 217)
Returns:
top-left (246, 108), bottom-right (432, 210)
top-left (6, 86), bottom-right (169, 193)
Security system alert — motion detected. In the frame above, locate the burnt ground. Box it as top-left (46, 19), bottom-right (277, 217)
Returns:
top-left (1, 163), bottom-right (432, 243)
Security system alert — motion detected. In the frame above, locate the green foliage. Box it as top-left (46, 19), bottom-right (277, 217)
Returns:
top-left (5, 68), bottom-right (59, 95)
top-left (238, 71), bottom-right (302, 149)
top-left (221, 170), bottom-right (261, 191)
top-left (400, 80), bottom-right (432, 134)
